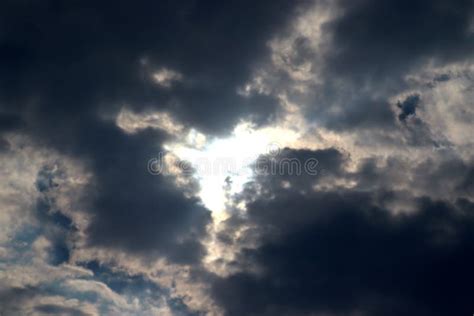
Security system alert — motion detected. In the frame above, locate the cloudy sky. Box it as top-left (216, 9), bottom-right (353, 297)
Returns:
top-left (1, 0), bottom-right (474, 315)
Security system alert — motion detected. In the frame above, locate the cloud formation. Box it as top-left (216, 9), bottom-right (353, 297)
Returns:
top-left (0, 0), bottom-right (473, 315)
top-left (211, 148), bottom-right (474, 316)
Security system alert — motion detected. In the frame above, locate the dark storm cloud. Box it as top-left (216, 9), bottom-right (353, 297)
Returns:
top-left (67, 123), bottom-right (212, 264)
top-left (0, 112), bottom-right (23, 132)
top-left (281, 0), bottom-right (474, 132)
top-left (313, 90), bottom-right (397, 131)
top-left (0, 0), bottom-right (310, 133)
top-left (249, 147), bottom-right (346, 192)
top-left (0, 0), bottom-right (311, 264)
top-left (1, 0), bottom-right (473, 314)
top-left (214, 195), bottom-right (474, 316)
top-left (0, 112), bottom-right (23, 151)
top-left (31, 122), bottom-right (212, 264)
top-left (212, 148), bottom-right (474, 316)
top-left (327, 0), bottom-right (474, 78)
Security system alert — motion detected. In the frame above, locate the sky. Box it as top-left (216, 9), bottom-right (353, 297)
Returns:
top-left (0, 0), bottom-right (473, 315)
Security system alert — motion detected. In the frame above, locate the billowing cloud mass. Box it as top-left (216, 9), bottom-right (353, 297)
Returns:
top-left (0, 0), bottom-right (473, 315)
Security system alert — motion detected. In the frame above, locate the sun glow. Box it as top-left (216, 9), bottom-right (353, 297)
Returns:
top-left (115, 106), bottom-right (311, 219)
top-left (165, 122), bottom-right (300, 218)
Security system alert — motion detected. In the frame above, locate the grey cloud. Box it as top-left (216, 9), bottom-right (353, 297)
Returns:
top-left (211, 147), bottom-right (474, 316)
top-left (252, 0), bottom-right (474, 140)
top-left (0, 0), bottom-right (473, 314)
top-left (0, 0), bottom-right (313, 267)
